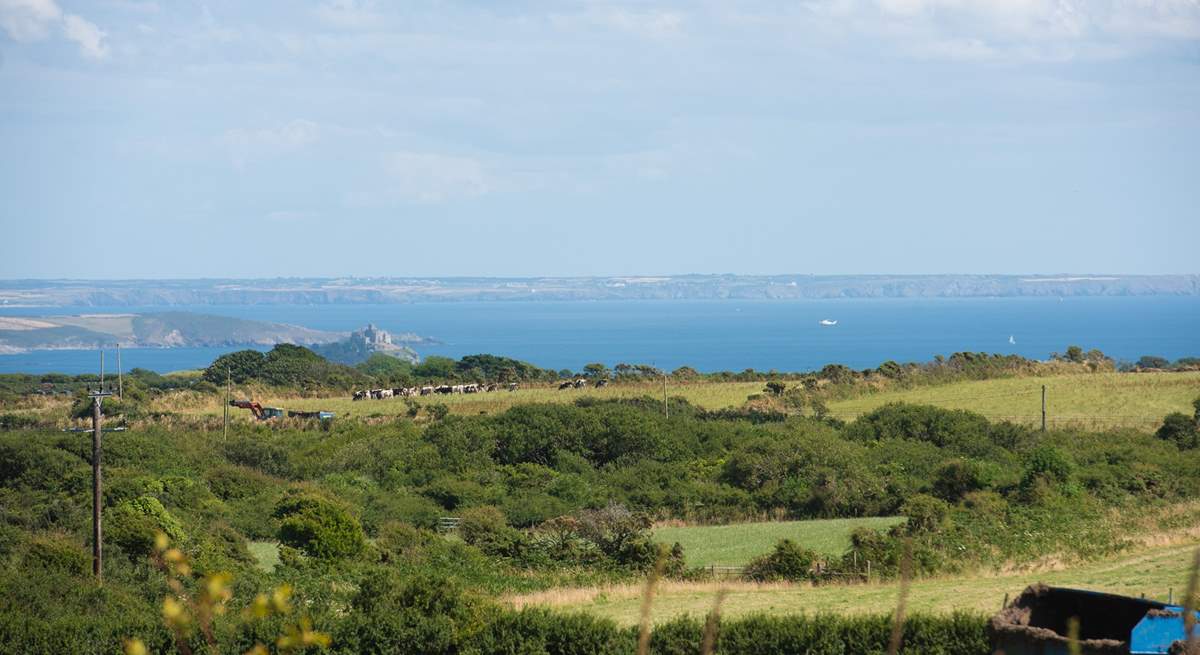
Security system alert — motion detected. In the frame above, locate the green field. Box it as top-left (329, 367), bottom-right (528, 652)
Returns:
top-left (826, 371), bottom-right (1200, 431)
top-left (509, 540), bottom-right (1200, 626)
top-left (653, 517), bottom-right (906, 567)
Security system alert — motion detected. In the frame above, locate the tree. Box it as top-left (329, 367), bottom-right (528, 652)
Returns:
top-left (1137, 355), bottom-right (1170, 370)
top-left (1156, 412), bottom-right (1199, 450)
top-left (583, 363), bottom-right (610, 380)
top-left (1065, 345), bottom-right (1084, 363)
top-left (273, 494), bottom-right (365, 559)
top-left (203, 349), bottom-right (266, 384)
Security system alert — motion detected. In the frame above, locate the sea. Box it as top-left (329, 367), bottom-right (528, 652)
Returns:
top-left (0, 296), bottom-right (1197, 375)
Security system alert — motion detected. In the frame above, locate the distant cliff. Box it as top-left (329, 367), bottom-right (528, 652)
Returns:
top-left (0, 274), bottom-right (1195, 307)
top-left (0, 312), bottom-right (343, 353)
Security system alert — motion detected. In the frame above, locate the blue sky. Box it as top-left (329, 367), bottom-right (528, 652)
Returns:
top-left (1, 0), bottom-right (1197, 278)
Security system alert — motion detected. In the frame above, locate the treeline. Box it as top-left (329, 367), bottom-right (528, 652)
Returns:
top-left (4, 344), bottom-right (1194, 402)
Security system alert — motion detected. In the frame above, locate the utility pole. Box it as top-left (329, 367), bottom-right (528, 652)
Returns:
top-left (663, 373), bottom-right (669, 419)
top-left (116, 344), bottom-right (123, 399)
top-left (1041, 385), bottom-right (1047, 432)
top-left (89, 386), bottom-right (113, 581)
top-left (224, 367), bottom-right (231, 441)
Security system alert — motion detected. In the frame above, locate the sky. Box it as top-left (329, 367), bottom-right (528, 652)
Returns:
top-left (0, 0), bottom-right (1198, 279)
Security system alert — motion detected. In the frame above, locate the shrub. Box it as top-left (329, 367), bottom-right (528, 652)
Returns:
top-left (23, 533), bottom-right (89, 576)
top-left (333, 573), bottom-right (486, 655)
top-left (744, 539), bottom-right (820, 582)
top-left (458, 506), bottom-right (526, 558)
top-left (1156, 412), bottom-right (1199, 450)
top-left (106, 495), bottom-right (186, 558)
top-left (273, 493), bottom-right (365, 560)
top-left (931, 459), bottom-right (988, 502)
top-left (1020, 445), bottom-right (1074, 493)
top-left (900, 494), bottom-right (950, 534)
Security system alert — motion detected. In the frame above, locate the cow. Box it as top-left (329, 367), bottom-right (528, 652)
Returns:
top-left (420, 386), bottom-right (434, 396)
top-left (573, 379), bottom-right (587, 389)
top-left (507, 383), bottom-right (519, 392)
top-left (353, 390), bottom-right (367, 401)
top-left (558, 381), bottom-right (574, 390)
top-left (435, 385), bottom-right (453, 394)
top-left (485, 384), bottom-right (497, 392)
top-left (595, 379), bottom-right (608, 388)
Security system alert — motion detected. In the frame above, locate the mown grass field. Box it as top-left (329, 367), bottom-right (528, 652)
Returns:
top-left (508, 540), bottom-right (1200, 626)
top-left (825, 371), bottom-right (1200, 431)
top-left (653, 517), bottom-right (906, 567)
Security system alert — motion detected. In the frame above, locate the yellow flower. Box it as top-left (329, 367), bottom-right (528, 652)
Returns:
top-left (153, 532), bottom-right (170, 552)
top-left (247, 593), bottom-right (271, 619)
top-left (243, 646), bottom-right (269, 655)
top-left (162, 596), bottom-right (188, 625)
top-left (124, 638), bottom-right (148, 655)
top-left (270, 585), bottom-right (293, 614)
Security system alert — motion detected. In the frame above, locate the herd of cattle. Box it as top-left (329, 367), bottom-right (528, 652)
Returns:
top-left (352, 377), bottom-right (608, 400)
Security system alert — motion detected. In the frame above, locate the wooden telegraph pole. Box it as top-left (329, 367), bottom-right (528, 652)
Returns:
top-left (1041, 385), bottom-right (1047, 432)
top-left (662, 373), bottom-right (669, 419)
top-left (224, 367), bottom-right (231, 441)
top-left (89, 386), bottom-right (113, 580)
top-left (63, 351), bottom-right (127, 583)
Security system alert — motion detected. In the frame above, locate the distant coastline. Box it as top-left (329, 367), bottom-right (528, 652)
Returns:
top-left (0, 274), bottom-right (1196, 307)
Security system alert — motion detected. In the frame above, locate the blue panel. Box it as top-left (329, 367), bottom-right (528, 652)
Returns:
top-left (1130, 606), bottom-right (1200, 655)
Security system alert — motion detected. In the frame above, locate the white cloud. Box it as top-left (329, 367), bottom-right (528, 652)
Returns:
top-left (1, 0), bottom-right (110, 59)
top-left (0, 0), bottom-right (61, 42)
top-left (381, 151), bottom-right (492, 203)
top-left (223, 119), bottom-right (321, 169)
top-left (63, 13), bottom-right (108, 58)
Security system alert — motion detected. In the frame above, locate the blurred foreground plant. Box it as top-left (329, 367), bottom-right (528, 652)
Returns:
top-left (124, 532), bottom-right (329, 655)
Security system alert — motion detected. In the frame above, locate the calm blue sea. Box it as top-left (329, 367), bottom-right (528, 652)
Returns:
top-left (1, 297), bottom-right (1197, 375)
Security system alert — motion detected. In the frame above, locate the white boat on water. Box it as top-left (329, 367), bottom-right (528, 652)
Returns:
top-left (819, 319), bottom-right (837, 326)
top-left (1009, 335), bottom-right (1016, 345)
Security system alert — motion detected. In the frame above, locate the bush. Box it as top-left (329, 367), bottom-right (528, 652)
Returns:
top-left (1020, 445), bottom-right (1074, 494)
top-left (1156, 412), bottom-right (1199, 450)
top-left (23, 533), bottom-right (89, 576)
top-left (273, 493), bottom-right (365, 560)
top-left (333, 573), bottom-right (486, 655)
top-left (900, 494), bottom-right (950, 534)
top-left (458, 506), bottom-right (526, 558)
top-left (744, 539), bottom-right (820, 582)
top-left (106, 495), bottom-right (186, 558)
top-left (931, 459), bottom-right (988, 502)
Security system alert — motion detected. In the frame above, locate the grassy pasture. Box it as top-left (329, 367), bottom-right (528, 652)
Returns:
top-left (144, 371), bottom-right (1200, 431)
top-left (507, 540), bottom-right (1200, 626)
top-left (825, 371), bottom-right (1200, 431)
top-left (152, 381), bottom-right (766, 420)
top-left (653, 517), bottom-right (906, 567)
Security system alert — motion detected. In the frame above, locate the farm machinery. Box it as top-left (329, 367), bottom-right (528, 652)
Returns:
top-left (229, 399), bottom-right (334, 422)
